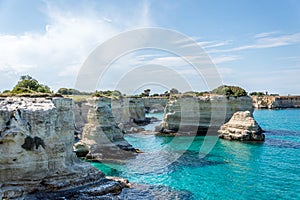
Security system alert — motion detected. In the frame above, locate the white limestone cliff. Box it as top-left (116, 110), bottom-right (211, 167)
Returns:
top-left (0, 97), bottom-right (127, 199)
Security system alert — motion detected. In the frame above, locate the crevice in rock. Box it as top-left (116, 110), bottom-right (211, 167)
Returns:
top-left (21, 136), bottom-right (45, 151)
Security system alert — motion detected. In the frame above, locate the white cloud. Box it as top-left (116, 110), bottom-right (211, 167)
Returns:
top-left (0, 1), bottom-right (153, 91)
top-left (210, 32), bottom-right (300, 53)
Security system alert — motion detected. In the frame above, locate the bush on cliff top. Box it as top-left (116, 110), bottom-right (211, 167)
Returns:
top-left (211, 85), bottom-right (247, 97)
top-left (11, 75), bottom-right (52, 94)
top-left (92, 90), bottom-right (122, 99)
top-left (57, 88), bottom-right (92, 95)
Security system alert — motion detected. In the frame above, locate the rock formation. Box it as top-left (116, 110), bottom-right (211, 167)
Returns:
top-left (73, 97), bottom-right (138, 161)
top-left (112, 97), bottom-right (146, 126)
top-left (252, 95), bottom-right (300, 109)
top-left (142, 97), bottom-right (168, 113)
top-left (0, 97), bottom-right (127, 199)
top-left (156, 95), bottom-right (254, 135)
top-left (218, 111), bottom-right (265, 141)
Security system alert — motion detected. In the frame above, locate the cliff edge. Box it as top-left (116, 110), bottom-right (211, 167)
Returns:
top-left (0, 97), bottom-right (127, 199)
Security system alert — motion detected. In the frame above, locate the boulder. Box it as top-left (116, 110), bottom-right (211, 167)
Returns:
top-left (218, 111), bottom-right (265, 141)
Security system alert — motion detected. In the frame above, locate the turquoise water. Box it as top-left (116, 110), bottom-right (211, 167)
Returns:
top-left (91, 109), bottom-right (300, 199)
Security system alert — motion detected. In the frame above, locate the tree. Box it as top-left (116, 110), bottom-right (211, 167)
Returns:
top-left (170, 88), bottom-right (179, 95)
top-left (141, 89), bottom-right (151, 97)
top-left (12, 75), bottom-right (51, 94)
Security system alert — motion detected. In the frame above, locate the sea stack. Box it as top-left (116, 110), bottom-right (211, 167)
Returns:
top-left (218, 111), bottom-right (265, 141)
top-left (73, 97), bottom-right (138, 162)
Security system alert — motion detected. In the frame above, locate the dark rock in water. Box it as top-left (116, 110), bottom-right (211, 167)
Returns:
top-left (173, 150), bottom-right (227, 168)
top-left (119, 183), bottom-right (193, 200)
top-left (133, 117), bottom-right (151, 125)
top-left (24, 178), bottom-right (129, 200)
top-left (265, 138), bottom-right (300, 149)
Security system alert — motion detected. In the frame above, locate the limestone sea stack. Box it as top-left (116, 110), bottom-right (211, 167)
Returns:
top-left (218, 111), bottom-right (265, 141)
top-left (73, 97), bottom-right (138, 162)
top-left (156, 95), bottom-right (254, 135)
top-left (0, 97), bottom-right (127, 199)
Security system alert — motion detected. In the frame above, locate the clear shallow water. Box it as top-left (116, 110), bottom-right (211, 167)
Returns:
top-left (91, 109), bottom-right (300, 200)
top-left (143, 112), bottom-right (164, 131)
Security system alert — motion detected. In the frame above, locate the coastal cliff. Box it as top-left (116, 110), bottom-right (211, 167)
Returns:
top-left (73, 97), bottom-right (137, 161)
top-left (0, 97), bottom-right (127, 199)
top-left (156, 95), bottom-right (253, 135)
top-left (252, 95), bottom-right (300, 109)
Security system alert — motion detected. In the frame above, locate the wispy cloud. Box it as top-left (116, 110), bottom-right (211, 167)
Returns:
top-left (210, 32), bottom-right (300, 53)
top-left (212, 55), bottom-right (241, 64)
top-left (254, 31), bottom-right (279, 38)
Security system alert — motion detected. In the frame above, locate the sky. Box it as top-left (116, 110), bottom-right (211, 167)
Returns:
top-left (0, 0), bottom-right (299, 95)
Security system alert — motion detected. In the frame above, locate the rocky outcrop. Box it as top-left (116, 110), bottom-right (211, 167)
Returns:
top-left (112, 97), bottom-right (146, 126)
top-left (74, 97), bottom-right (147, 133)
top-left (252, 95), bottom-right (300, 109)
top-left (218, 111), bottom-right (265, 141)
top-left (0, 97), bottom-right (127, 199)
top-left (156, 95), bottom-right (254, 135)
top-left (142, 97), bottom-right (168, 113)
top-left (73, 97), bottom-right (137, 161)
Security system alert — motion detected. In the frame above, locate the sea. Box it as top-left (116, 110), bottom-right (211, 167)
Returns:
top-left (91, 109), bottom-right (300, 200)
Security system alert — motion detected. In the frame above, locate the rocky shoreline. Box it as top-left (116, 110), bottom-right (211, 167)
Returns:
top-left (251, 95), bottom-right (300, 109)
top-left (0, 97), bottom-right (129, 199)
top-left (0, 95), bottom-right (266, 199)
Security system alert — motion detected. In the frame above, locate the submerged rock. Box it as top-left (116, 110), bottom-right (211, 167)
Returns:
top-left (119, 183), bottom-right (193, 200)
top-left (218, 111), bottom-right (265, 141)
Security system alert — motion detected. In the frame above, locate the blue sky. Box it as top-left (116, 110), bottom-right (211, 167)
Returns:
top-left (0, 0), bottom-right (299, 95)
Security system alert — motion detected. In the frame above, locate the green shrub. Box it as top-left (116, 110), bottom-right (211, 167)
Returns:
top-left (211, 85), bottom-right (247, 97)
top-left (249, 92), bottom-right (265, 96)
top-left (12, 75), bottom-right (51, 94)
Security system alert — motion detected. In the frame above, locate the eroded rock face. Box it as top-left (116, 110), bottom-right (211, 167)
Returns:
top-left (157, 96), bottom-right (254, 135)
top-left (218, 111), bottom-right (265, 141)
top-left (0, 97), bottom-right (125, 199)
top-left (73, 97), bottom-right (137, 161)
top-left (142, 97), bottom-right (168, 113)
top-left (112, 98), bottom-right (146, 126)
top-left (252, 95), bottom-right (300, 109)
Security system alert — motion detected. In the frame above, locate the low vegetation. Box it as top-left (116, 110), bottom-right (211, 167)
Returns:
top-left (57, 88), bottom-right (92, 95)
top-left (0, 75), bottom-right (57, 97)
top-left (1, 76), bottom-right (253, 99)
top-left (211, 85), bottom-right (247, 97)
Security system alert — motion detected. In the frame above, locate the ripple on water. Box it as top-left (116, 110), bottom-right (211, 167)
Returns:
top-left (92, 110), bottom-right (300, 200)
